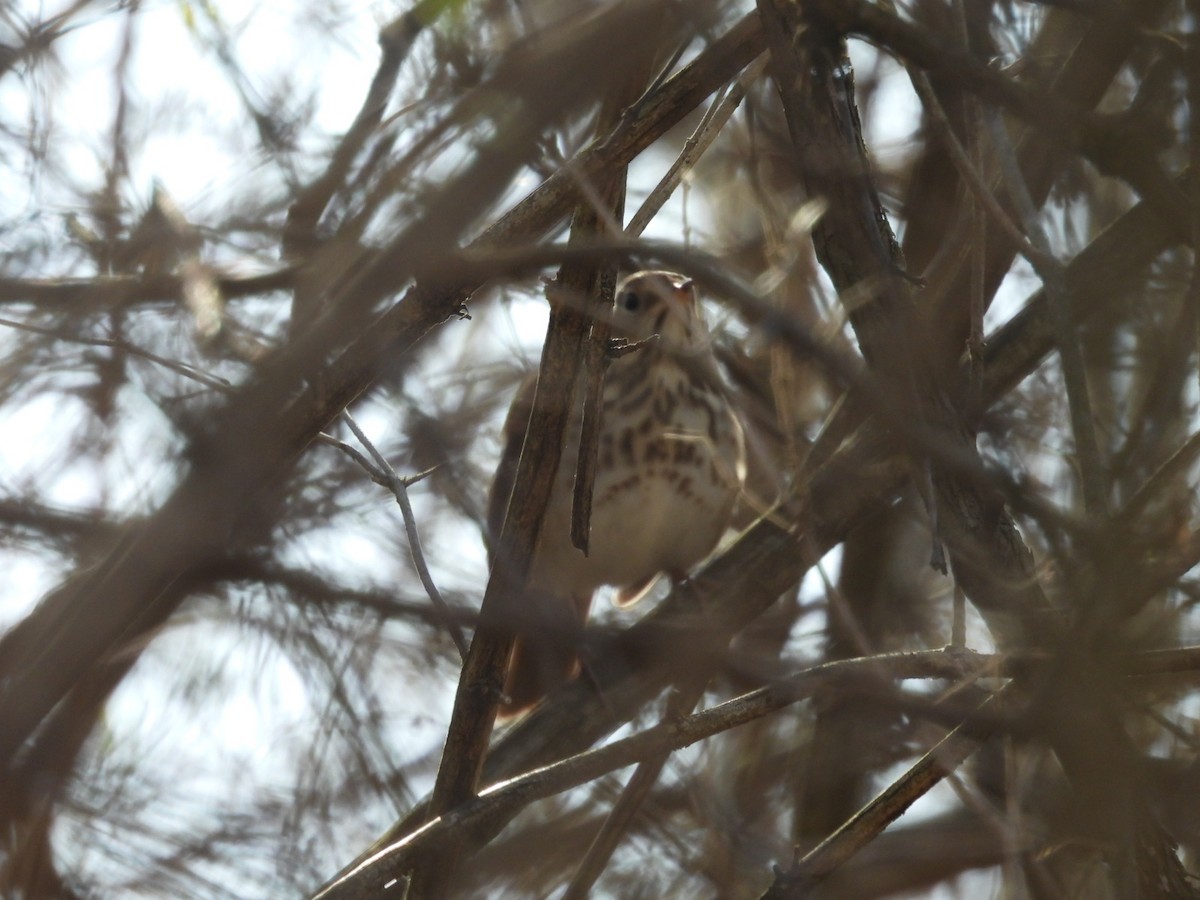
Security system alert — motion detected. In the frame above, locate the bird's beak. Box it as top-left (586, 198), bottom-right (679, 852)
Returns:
top-left (672, 278), bottom-right (696, 307)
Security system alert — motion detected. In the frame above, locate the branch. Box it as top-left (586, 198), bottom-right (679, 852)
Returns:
top-left (339, 172), bottom-right (1186, 869)
top-left (315, 649), bottom-right (997, 900)
top-left (0, 1), bottom-right (692, 775)
top-left (0, 268), bottom-right (296, 311)
top-left (761, 688), bottom-right (1010, 898)
top-left (336, 412), bottom-right (468, 660)
top-left (794, 0), bottom-right (1183, 229)
top-left (315, 645), bottom-right (1200, 899)
top-left (282, 0), bottom-right (450, 256)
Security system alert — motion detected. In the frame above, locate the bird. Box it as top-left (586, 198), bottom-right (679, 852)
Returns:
top-left (488, 270), bottom-right (746, 716)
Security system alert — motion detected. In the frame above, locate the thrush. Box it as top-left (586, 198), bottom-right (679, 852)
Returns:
top-left (488, 270), bottom-right (746, 715)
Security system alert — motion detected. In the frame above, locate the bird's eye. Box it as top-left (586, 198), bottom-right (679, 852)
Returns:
top-left (620, 290), bottom-right (640, 312)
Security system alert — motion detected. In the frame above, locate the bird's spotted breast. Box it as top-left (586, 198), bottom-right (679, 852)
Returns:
top-left (494, 270), bottom-right (746, 714)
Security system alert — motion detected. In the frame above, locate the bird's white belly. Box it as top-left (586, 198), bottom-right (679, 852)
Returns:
top-left (529, 417), bottom-right (739, 596)
top-left (586, 462), bottom-right (730, 583)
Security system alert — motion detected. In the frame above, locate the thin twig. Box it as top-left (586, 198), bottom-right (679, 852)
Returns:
top-left (1188, 0), bottom-right (1200, 405)
top-left (565, 41), bottom-right (657, 554)
top-left (0, 315), bottom-right (232, 391)
top-left (0, 267), bottom-right (296, 310)
top-left (951, 0), bottom-right (986, 413)
top-left (283, 0), bottom-right (449, 255)
top-left (905, 72), bottom-right (1050, 281)
top-left (340, 411), bottom-right (468, 661)
top-left (762, 687), bottom-right (1008, 899)
top-left (562, 680), bottom-right (707, 900)
top-left (1121, 430), bottom-right (1200, 522)
top-left (952, 584), bottom-right (967, 649)
top-left (981, 107), bottom-right (1109, 517)
top-left (315, 648), bottom-right (1003, 900)
top-left (625, 55), bottom-right (768, 239)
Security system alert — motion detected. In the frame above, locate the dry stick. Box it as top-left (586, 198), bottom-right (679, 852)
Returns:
top-left (1188, 0), bottom-right (1200, 405)
top-left (561, 679), bottom-right (707, 900)
top-left (0, 0), bottom-right (94, 80)
top-left (0, 316), bottom-right (233, 391)
top-left (339, 411), bottom-right (468, 661)
top-left (315, 648), bottom-right (998, 900)
top-left (282, 0), bottom-right (448, 254)
top-left (1122, 430), bottom-right (1200, 523)
top-left (982, 107), bottom-right (1109, 518)
top-left (0, 268), bottom-right (297, 310)
top-left (760, 688), bottom-right (1009, 899)
top-left (316, 644), bottom-right (1200, 900)
top-left (411, 240), bottom-right (588, 895)
top-left (567, 44), bottom-right (657, 554)
top-left (904, 74), bottom-right (1049, 286)
top-left (904, 69), bottom-right (1027, 647)
top-left (219, 555), bottom-right (481, 630)
top-left (281, 0), bottom-right (445, 337)
top-left (625, 54), bottom-right (769, 239)
top-left (947, 0), bottom-right (977, 313)
top-left (562, 62), bottom-right (769, 886)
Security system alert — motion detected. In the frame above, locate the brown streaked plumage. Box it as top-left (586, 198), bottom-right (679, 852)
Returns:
top-left (488, 270), bottom-right (745, 715)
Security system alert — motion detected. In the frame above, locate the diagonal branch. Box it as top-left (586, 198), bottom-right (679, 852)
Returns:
top-left (408, 21), bottom-right (666, 897)
top-left (0, 1), bottom-right (691, 777)
top-left (368, 174), bottom-right (1184, 866)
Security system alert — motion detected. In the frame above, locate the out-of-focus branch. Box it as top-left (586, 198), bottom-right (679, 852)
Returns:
top-left (0, 0), bottom-right (681, 779)
top-left (791, 0), bottom-right (1182, 228)
top-left (367, 171), bottom-right (1185, 861)
top-left (413, 284), bottom-right (590, 893)
top-left (905, 69), bottom-right (1046, 272)
top-left (761, 688), bottom-right (1010, 899)
top-left (561, 680), bottom-right (705, 900)
top-left (283, 0), bottom-right (452, 257)
top-left (315, 644), bottom-right (1200, 900)
top-left (981, 107), bottom-right (1108, 518)
top-left (625, 54), bottom-right (768, 239)
top-left (0, 268), bottom-right (296, 311)
top-left (337, 412), bottom-right (468, 660)
top-left (0, 315), bottom-right (232, 391)
top-left (0, 0), bottom-right (98, 81)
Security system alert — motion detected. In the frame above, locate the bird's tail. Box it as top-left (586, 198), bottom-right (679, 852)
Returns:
top-left (500, 591), bottom-right (593, 719)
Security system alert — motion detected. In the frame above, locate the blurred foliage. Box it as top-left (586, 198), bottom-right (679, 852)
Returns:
top-left (0, 0), bottom-right (1199, 898)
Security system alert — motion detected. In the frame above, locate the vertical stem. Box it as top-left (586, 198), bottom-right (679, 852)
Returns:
top-left (982, 108), bottom-right (1109, 518)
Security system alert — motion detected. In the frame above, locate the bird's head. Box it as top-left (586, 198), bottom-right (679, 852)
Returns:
top-left (610, 270), bottom-right (709, 354)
